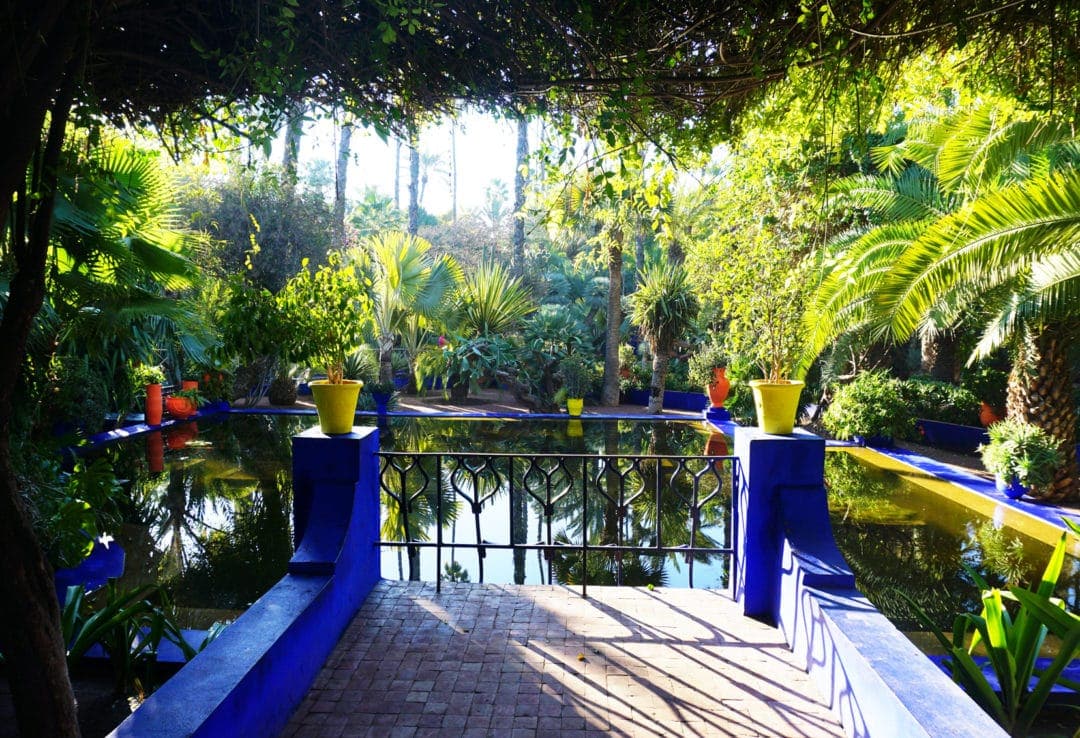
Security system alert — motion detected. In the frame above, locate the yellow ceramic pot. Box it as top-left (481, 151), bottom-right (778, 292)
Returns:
top-left (567, 397), bottom-right (584, 417)
top-left (310, 379), bottom-right (363, 434)
top-left (748, 379), bottom-right (804, 435)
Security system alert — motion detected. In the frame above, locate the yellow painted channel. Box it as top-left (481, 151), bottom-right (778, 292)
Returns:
top-left (831, 446), bottom-right (1080, 556)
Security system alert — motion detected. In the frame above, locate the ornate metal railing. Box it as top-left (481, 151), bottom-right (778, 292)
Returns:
top-left (377, 451), bottom-right (737, 595)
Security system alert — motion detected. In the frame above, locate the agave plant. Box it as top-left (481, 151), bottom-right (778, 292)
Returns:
top-left (449, 262), bottom-right (535, 337)
top-left (901, 526), bottom-right (1080, 736)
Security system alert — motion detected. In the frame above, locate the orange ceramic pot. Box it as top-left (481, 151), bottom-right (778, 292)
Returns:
top-left (706, 367), bottom-right (730, 409)
top-left (145, 383), bottom-right (163, 425)
top-left (165, 395), bottom-right (198, 419)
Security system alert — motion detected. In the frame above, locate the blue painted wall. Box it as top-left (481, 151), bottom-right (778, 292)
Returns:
top-left (109, 426), bottom-right (381, 738)
top-left (732, 425), bottom-right (1008, 738)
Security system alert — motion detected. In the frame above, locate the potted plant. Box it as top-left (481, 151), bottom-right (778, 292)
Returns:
top-left (688, 341), bottom-right (730, 414)
top-left (979, 418), bottom-right (1064, 500)
top-left (279, 254), bottom-right (370, 434)
top-left (961, 365), bottom-right (1008, 427)
top-left (724, 234), bottom-right (807, 434)
top-left (133, 364), bottom-right (166, 426)
top-left (558, 354), bottom-right (596, 417)
top-left (366, 380), bottom-right (397, 415)
top-left (165, 387), bottom-right (203, 420)
top-left (821, 371), bottom-right (914, 447)
top-left (441, 335), bottom-right (514, 402)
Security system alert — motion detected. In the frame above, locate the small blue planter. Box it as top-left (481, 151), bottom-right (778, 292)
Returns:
top-left (995, 475), bottom-right (1027, 500)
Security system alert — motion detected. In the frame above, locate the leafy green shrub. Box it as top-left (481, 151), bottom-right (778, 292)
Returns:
top-left (979, 419), bottom-right (1063, 491)
top-left (558, 354), bottom-right (598, 399)
top-left (822, 371), bottom-right (914, 441)
top-left (45, 355), bottom-right (110, 435)
top-left (687, 340), bottom-right (728, 389)
top-left (900, 377), bottom-right (980, 426)
top-left (961, 364), bottom-right (1008, 410)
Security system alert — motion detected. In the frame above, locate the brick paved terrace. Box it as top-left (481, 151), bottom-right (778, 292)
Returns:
top-left (281, 581), bottom-right (844, 738)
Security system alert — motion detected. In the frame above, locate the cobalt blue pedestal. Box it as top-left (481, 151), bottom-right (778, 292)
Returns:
top-left (732, 426), bottom-right (826, 621)
top-left (704, 406), bottom-right (731, 423)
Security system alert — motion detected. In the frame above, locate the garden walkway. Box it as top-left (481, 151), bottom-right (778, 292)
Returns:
top-left (280, 582), bottom-right (844, 738)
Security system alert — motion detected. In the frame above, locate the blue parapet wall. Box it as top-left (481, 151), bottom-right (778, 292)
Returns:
top-left (109, 426), bottom-right (381, 738)
top-left (733, 425), bottom-right (1008, 738)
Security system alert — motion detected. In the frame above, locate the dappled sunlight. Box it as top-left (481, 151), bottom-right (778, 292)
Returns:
top-left (284, 581), bottom-right (843, 737)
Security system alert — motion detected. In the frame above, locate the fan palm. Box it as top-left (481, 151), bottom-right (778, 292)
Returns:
top-left (627, 261), bottom-right (700, 414)
top-left (47, 137), bottom-right (206, 409)
top-left (361, 231), bottom-right (461, 383)
top-left (805, 102), bottom-right (1080, 500)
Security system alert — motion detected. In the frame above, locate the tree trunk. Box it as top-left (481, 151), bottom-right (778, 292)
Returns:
top-left (512, 115), bottom-right (528, 276)
top-left (647, 349), bottom-right (668, 414)
top-left (333, 120), bottom-right (352, 251)
top-left (1006, 324), bottom-right (1078, 502)
top-left (920, 330), bottom-right (957, 381)
top-left (0, 5), bottom-right (86, 734)
top-left (450, 120), bottom-right (458, 223)
top-left (631, 229), bottom-right (646, 292)
top-left (601, 230), bottom-right (624, 406)
top-left (394, 137), bottom-right (402, 211)
top-left (407, 127), bottom-right (420, 235)
top-left (282, 100), bottom-right (304, 188)
top-left (378, 335), bottom-right (395, 384)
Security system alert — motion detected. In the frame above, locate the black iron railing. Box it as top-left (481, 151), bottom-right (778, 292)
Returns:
top-left (377, 451), bottom-right (737, 595)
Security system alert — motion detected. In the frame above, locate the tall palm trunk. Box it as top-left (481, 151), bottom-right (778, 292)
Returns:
top-left (512, 114), bottom-right (528, 276)
top-left (282, 100), bottom-right (304, 189)
top-left (647, 350), bottom-right (670, 414)
top-left (602, 230), bottom-right (624, 406)
top-left (333, 120), bottom-right (352, 251)
top-left (407, 127), bottom-right (420, 235)
top-left (1006, 324), bottom-right (1078, 502)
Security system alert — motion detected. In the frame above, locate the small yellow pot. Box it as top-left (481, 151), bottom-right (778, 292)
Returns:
top-left (310, 379), bottom-right (363, 434)
top-left (748, 379), bottom-right (804, 435)
top-left (567, 397), bottom-right (584, 417)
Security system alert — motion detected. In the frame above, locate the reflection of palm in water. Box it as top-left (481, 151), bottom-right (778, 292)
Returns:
top-left (382, 437), bottom-right (731, 587)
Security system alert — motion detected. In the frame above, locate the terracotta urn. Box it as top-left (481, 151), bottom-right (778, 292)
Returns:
top-left (706, 367), bottom-right (730, 409)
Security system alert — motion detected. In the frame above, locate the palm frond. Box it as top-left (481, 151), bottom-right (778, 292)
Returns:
top-left (885, 168), bottom-right (1080, 337)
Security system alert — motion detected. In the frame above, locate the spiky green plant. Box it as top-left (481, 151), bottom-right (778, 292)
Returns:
top-left (451, 262), bottom-right (535, 337)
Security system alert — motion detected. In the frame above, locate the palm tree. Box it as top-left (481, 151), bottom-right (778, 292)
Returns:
top-left (362, 231), bottom-right (461, 383)
top-left (627, 262), bottom-right (700, 414)
top-left (805, 102), bottom-right (1080, 500)
top-left (47, 136), bottom-right (206, 410)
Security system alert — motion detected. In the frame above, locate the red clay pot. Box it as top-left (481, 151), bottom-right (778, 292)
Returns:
top-left (145, 383), bottom-right (163, 425)
top-left (706, 367), bottom-right (730, 409)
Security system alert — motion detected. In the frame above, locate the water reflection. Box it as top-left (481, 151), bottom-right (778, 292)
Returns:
top-left (826, 450), bottom-right (1080, 632)
top-left (379, 418), bottom-right (732, 589)
top-left (102, 416), bottom-right (307, 626)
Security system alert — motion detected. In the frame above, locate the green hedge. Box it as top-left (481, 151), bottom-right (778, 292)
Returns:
top-left (900, 377), bottom-right (980, 426)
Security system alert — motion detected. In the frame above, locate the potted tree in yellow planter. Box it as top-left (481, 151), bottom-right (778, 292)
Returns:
top-left (558, 354), bottom-right (596, 417)
top-left (280, 253), bottom-right (370, 434)
top-left (727, 233), bottom-right (807, 434)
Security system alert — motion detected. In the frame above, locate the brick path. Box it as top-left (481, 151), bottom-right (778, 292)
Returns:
top-left (281, 582), bottom-right (844, 737)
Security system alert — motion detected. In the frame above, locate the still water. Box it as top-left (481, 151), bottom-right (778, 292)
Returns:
top-left (92, 414), bottom-right (1078, 639)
